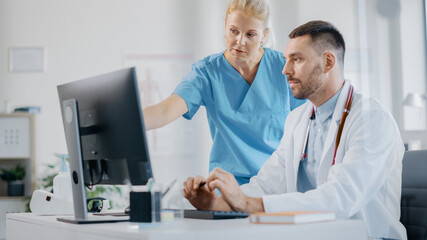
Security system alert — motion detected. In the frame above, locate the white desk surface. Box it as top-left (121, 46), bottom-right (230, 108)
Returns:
top-left (7, 213), bottom-right (367, 240)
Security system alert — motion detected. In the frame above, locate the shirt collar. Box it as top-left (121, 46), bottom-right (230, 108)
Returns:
top-left (313, 87), bottom-right (343, 123)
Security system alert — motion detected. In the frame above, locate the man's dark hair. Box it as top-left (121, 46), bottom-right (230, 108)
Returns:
top-left (289, 20), bottom-right (345, 69)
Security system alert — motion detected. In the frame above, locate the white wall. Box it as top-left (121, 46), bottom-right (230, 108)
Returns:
top-left (401, 0), bottom-right (427, 131)
top-left (363, 0), bottom-right (427, 148)
top-left (0, 0), bottom-right (230, 184)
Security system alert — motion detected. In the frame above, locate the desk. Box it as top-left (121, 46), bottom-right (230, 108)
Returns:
top-left (6, 213), bottom-right (367, 240)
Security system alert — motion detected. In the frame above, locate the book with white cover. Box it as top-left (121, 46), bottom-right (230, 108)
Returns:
top-left (249, 211), bottom-right (336, 224)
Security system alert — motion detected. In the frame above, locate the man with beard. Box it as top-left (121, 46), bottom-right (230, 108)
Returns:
top-left (183, 20), bottom-right (406, 240)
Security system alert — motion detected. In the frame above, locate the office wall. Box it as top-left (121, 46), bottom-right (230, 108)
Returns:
top-left (401, 0), bottom-right (427, 131)
top-left (1, 0), bottom-right (426, 189)
top-left (364, 0), bottom-right (427, 147)
top-left (0, 0), bottom-right (305, 186)
top-left (0, 0), bottom-right (231, 184)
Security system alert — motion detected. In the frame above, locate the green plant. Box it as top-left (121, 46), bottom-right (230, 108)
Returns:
top-left (0, 164), bottom-right (26, 181)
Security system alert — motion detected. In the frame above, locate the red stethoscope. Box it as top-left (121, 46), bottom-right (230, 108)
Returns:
top-left (300, 85), bottom-right (354, 166)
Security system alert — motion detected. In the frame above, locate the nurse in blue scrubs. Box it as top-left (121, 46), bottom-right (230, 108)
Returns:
top-left (143, 0), bottom-right (305, 185)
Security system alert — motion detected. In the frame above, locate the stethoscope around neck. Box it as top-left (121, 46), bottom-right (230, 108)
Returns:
top-left (300, 85), bottom-right (355, 166)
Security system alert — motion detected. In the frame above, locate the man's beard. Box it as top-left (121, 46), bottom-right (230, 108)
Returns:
top-left (288, 64), bottom-right (323, 100)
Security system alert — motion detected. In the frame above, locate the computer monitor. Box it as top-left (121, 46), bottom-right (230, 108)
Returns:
top-left (57, 67), bottom-right (153, 223)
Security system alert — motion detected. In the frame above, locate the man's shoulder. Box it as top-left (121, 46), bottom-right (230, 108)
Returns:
top-left (349, 92), bottom-right (399, 132)
top-left (352, 92), bottom-right (392, 116)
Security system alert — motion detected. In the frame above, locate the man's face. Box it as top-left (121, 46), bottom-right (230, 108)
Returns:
top-left (282, 35), bottom-right (325, 100)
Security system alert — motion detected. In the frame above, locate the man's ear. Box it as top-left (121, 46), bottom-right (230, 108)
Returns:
top-left (323, 51), bottom-right (336, 73)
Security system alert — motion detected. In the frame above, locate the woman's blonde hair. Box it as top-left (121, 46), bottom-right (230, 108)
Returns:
top-left (225, 0), bottom-right (270, 28)
top-left (225, 0), bottom-right (275, 47)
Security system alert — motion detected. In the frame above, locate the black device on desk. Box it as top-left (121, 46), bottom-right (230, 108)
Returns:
top-left (184, 210), bottom-right (249, 220)
top-left (57, 67), bottom-right (153, 224)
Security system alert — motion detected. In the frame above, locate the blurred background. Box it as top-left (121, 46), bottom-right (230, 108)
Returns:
top-left (0, 0), bottom-right (426, 226)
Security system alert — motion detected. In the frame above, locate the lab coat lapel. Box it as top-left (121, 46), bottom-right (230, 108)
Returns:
top-left (317, 81), bottom-right (351, 183)
top-left (292, 103), bottom-right (314, 186)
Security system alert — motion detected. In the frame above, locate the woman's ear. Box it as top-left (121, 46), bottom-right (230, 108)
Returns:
top-left (262, 28), bottom-right (270, 45)
top-left (323, 51), bottom-right (336, 73)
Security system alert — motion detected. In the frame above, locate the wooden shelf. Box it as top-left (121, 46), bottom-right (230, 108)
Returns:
top-left (0, 157), bottom-right (31, 160)
top-left (0, 113), bottom-right (35, 199)
top-left (0, 196), bottom-right (27, 200)
top-left (0, 113), bottom-right (35, 239)
top-left (0, 112), bottom-right (32, 117)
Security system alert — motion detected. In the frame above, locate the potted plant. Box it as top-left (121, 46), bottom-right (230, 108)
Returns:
top-left (0, 164), bottom-right (26, 196)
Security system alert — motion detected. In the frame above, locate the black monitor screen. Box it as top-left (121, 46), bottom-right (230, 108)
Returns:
top-left (57, 67), bottom-right (152, 186)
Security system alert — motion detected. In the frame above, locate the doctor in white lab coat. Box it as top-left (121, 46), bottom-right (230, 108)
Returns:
top-left (183, 20), bottom-right (406, 240)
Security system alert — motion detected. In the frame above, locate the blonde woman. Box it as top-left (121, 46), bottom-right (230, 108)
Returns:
top-left (144, 0), bottom-right (305, 185)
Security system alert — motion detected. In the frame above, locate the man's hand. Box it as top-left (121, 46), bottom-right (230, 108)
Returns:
top-left (206, 168), bottom-right (264, 213)
top-left (182, 175), bottom-right (231, 211)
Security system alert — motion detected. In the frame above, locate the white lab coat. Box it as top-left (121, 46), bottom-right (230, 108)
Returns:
top-left (241, 81), bottom-right (407, 240)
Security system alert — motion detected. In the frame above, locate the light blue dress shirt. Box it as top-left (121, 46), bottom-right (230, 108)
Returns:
top-left (173, 48), bottom-right (306, 185)
top-left (297, 87), bottom-right (343, 192)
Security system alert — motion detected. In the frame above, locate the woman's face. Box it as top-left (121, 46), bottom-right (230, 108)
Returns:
top-left (225, 10), bottom-right (267, 63)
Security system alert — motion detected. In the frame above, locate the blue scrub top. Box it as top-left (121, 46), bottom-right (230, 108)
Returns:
top-left (173, 48), bottom-right (305, 185)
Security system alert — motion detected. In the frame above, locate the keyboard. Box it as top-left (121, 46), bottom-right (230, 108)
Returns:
top-left (183, 209), bottom-right (249, 220)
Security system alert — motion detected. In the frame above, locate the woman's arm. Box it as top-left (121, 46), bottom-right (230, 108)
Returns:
top-left (143, 94), bottom-right (188, 130)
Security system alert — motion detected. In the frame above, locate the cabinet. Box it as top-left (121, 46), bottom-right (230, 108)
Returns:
top-left (0, 113), bottom-right (35, 239)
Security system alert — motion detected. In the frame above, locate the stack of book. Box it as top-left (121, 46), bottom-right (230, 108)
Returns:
top-left (249, 211), bottom-right (336, 224)
top-left (14, 106), bottom-right (41, 114)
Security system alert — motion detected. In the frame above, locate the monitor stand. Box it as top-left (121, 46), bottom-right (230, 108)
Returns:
top-left (57, 99), bottom-right (129, 224)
